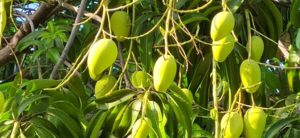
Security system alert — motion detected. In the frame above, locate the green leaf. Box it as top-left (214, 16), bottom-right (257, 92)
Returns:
top-left (227, 0), bottom-right (244, 13)
top-left (66, 76), bottom-right (87, 108)
top-left (180, 13), bottom-right (209, 25)
top-left (47, 107), bottom-right (83, 138)
top-left (264, 116), bottom-right (300, 138)
top-left (17, 95), bottom-right (50, 117)
top-left (261, 67), bottom-right (281, 93)
top-left (167, 90), bottom-right (192, 138)
top-left (30, 117), bottom-right (59, 138)
top-left (21, 79), bottom-right (60, 93)
top-left (47, 47), bottom-right (60, 63)
top-left (95, 89), bottom-right (136, 104)
top-left (85, 110), bottom-right (109, 138)
top-left (139, 28), bottom-right (154, 72)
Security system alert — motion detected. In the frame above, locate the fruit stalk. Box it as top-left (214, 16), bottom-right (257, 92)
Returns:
top-left (10, 121), bottom-right (20, 138)
top-left (212, 60), bottom-right (220, 138)
top-left (164, 0), bottom-right (174, 56)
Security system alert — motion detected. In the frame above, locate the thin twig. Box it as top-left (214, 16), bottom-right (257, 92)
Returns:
top-left (50, 0), bottom-right (87, 79)
top-left (117, 42), bottom-right (131, 88)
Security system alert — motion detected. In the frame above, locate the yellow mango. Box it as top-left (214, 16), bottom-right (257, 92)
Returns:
top-left (0, 92), bottom-right (4, 114)
top-left (247, 35), bottom-right (264, 61)
top-left (131, 71), bottom-right (151, 89)
top-left (212, 34), bottom-right (235, 62)
top-left (221, 112), bottom-right (244, 138)
top-left (110, 11), bottom-right (131, 42)
top-left (181, 88), bottom-right (194, 104)
top-left (240, 59), bottom-right (261, 93)
top-left (244, 107), bottom-right (267, 138)
top-left (132, 118), bottom-right (152, 138)
top-left (0, 1), bottom-right (6, 35)
top-left (94, 75), bottom-right (117, 98)
top-left (153, 55), bottom-right (177, 92)
top-left (87, 39), bottom-right (118, 80)
top-left (210, 11), bottom-right (235, 41)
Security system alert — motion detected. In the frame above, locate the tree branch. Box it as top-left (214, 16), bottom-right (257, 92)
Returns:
top-left (0, 1), bottom-right (58, 66)
top-left (50, 0), bottom-right (87, 79)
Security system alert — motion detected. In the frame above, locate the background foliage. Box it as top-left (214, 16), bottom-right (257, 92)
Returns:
top-left (0, 0), bottom-right (300, 137)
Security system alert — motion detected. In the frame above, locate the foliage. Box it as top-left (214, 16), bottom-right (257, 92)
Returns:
top-left (0, 0), bottom-right (300, 137)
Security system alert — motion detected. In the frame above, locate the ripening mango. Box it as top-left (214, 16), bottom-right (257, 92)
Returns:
top-left (87, 39), bottom-right (118, 80)
top-left (0, 2), bottom-right (6, 35)
top-left (212, 34), bottom-right (235, 62)
top-left (221, 112), bottom-right (244, 138)
top-left (153, 55), bottom-right (177, 92)
top-left (131, 71), bottom-right (151, 89)
top-left (240, 59), bottom-right (261, 93)
top-left (132, 118), bottom-right (152, 138)
top-left (244, 107), bottom-right (267, 138)
top-left (0, 92), bottom-right (4, 114)
top-left (110, 11), bottom-right (131, 42)
top-left (247, 35), bottom-right (264, 61)
top-left (210, 11), bottom-right (235, 41)
top-left (94, 75), bottom-right (117, 98)
top-left (181, 88), bottom-right (193, 104)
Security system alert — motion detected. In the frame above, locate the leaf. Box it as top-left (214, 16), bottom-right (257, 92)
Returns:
top-left (264, 116), bottom-right (300, 138)
top-left (85, 110), bottom-right (109, 138)
top-left (180, 13), bottom-right (209, 25)
top-left (139, 27), bottom-right (154, 72)
top-left (227, 0), bottom-right (244, 13)
top-left (167, 90), bottom-right (192, 138)
top-left (30, 117), bottom-right (59, 138)
top-left (17, 95), bottom-right (50, 117)
top-left (47, 107), bottom-right (83, 138)
top-left (21, 79), bottom-right (60, 93)
top-left (132, 12), bottom-right (155, 36)
top-left (296, 29), bottom-right (300, 49)
top-left (16, 30), bottom-right (43, 51)
top-left (66, 76), bottom-right (87, 108)
top-left (261, 66), bottom-right (281, 93)
top-left (95, 89), bottom-right (136, 104)
top-left (47, 47), bottom-right (60, 63)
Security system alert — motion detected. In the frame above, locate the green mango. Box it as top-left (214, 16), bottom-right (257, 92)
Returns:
top-left (110, 11), bottom-right (131, 41)
top-left (153, 55), bottom-right (177, 92)
top-left (247, 35), bottom-right (264, 61)
top-left (221, 112), bottom-right (244, 138)
top-left (210, 11), bottom-right (235, 41)
top-left (131, 71), bottom-right (151, 89)
top-left (212, 34), bottom-right (235, 62)
top-left (94, 75), bottom-right (117, 98)
top-left (240, 59), bottom-right (261, 93)
top-left (87, 39), bottom-right (118, 80)
top-left (132, 118), bottom-right (152, 138)
top-left (244, 107), bottom-right (267, 138)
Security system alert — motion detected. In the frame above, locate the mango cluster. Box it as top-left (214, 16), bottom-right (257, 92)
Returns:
top-left (210, 11), bottom-right (235, 62)
top-left (221, 107), bottom-right (267, 138)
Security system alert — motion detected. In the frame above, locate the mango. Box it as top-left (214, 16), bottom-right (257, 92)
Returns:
top-left (181, 88), bottom-right (193, 104)
top-left (247, 35), bottom-right (264, 61)
top-left (212, 34), bottom-right (235, 62)
top-left (210, 11), bottom-right (235, 41)
top-left (153, 55), bottom-right (177, 92)
top-left (87, 39), bottom-right (118, 80)
top-left (94, 75), bottom-right (117, 98)
top-left (244, 107), bottom-right (267, 138)
top-left (240, 59), bottom-right (261, 93)
top-left (110, 11), bottom-right (131, 42)
top-left (132, 118), bottom-right (152, 138)
top-left (0, 92), bottom-right (4, 114)
top-left (131, 71), bottom-right (151, 89)
top-left (221, 112), bottom-right (244, 138)
top-left (0, 2), bottom-right (6, 35)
